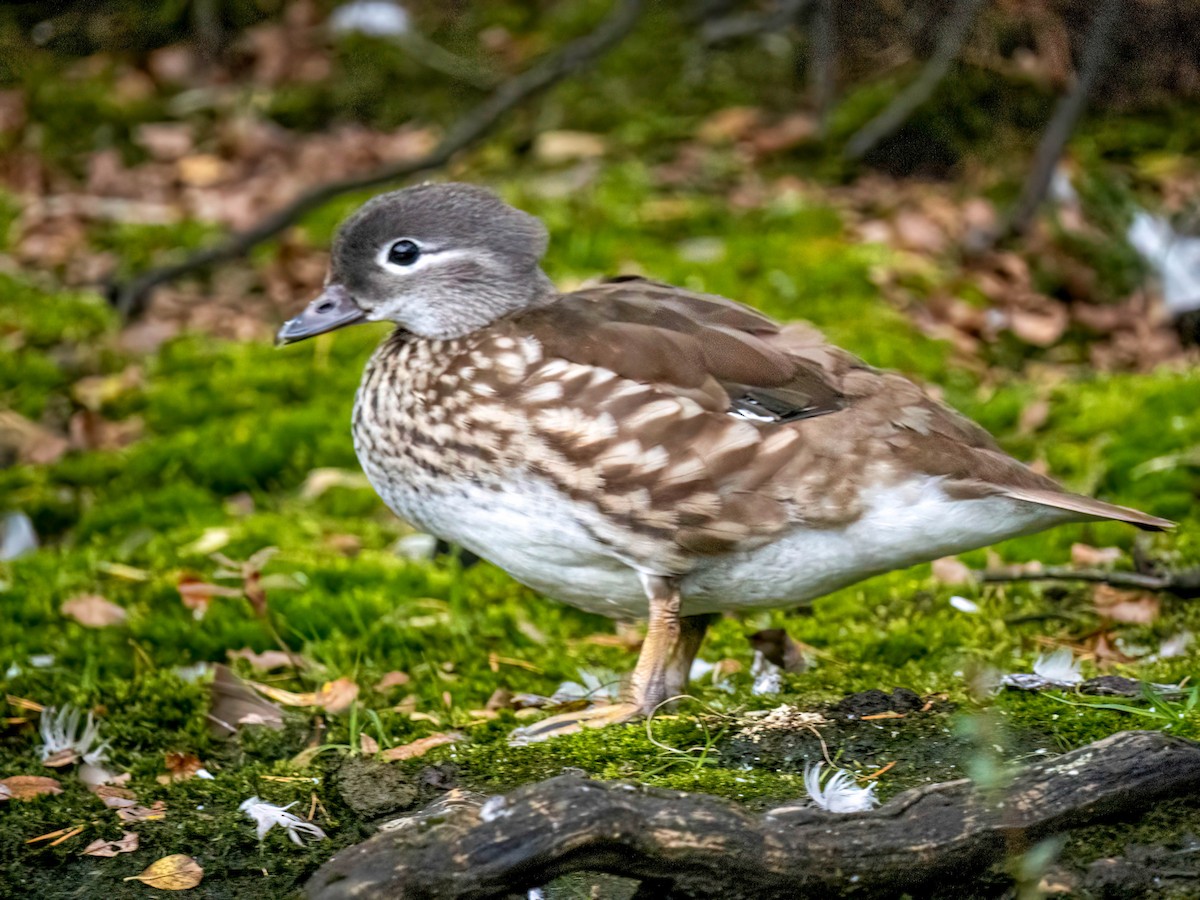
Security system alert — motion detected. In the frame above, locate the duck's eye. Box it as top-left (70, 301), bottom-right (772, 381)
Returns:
top-left (387, 239), bottom-right (420, 266)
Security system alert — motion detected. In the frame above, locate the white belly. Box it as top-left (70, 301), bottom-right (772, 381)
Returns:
top-left (379, 475), bottom-right (1065, 619)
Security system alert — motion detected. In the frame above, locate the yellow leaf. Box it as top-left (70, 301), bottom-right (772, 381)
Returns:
top-left (124, 854), bottom-right (203, 890)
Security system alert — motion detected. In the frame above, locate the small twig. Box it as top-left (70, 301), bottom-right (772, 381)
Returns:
top-left (808, 0), bottom-right (836, 136)
top-left (111, 0), bottom-right (647, 319)
top-left (844, 0), bottom-right (988, 160)
top-left (976, 565), bottom-right (1200, 598)
top-left (700, 0), bottom-right (811, 45)
top-left (1000, 0), bottom-right (1122, 238)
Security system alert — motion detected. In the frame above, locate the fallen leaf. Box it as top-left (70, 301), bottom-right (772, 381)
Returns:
top-left (748, 629), bottom-right (810, 673)
top-left (323, 533), bottom-right (362, 556)
top-left (533, 130), bottom-right (606, 164)
top-left (158, 752), bottom-right (206, 783)
top-left (82, 831), bottom-right (139, 857)
top-left (0, 410), bottom-right (70, 465)
top-left (1009, 307), bottom-right (1068, 347)
top-left (97, 562), bottom-right (150, 581)
top-left (255, 677), bottom-right (358, 714)
top-left (91, 784), bottom-right (138, 808)
top-left (380, 731), bottom-right (464, 762)
top-left (61, 594), bottom-right (127, 628)
top-left (124, 854), bottom-right (203, 890)
top-left (1071, 544), bottom-right (1123, 566)
top-left (299, 468), bottom-right (370, 499)
top-left (1093, 585), bottom-right (1160, 624)
top-left (485, 688), bottom-right (513, 710)
top-left (317, 678), bottom-right (359, 715)
top-left (67, 411), bottom-right (144, 452)
top-left (358, 733), bottom-right (379, 756)
top-left (0, 775), bottom-right (62, 800)
top-left (1018, 399), bottom-right (1051, 435)
top-left (696, 106), bottom-right (762, 144)
top-left (932, 556), bottom-right (974, 586)
top-left (42, 748), bottom-right (80, 768)
top-left (892, 209), bottom-right (947, 254)
top-left (181, 527), bottom-right (232, 556)
top-left (71, 366), bottom-right (143, 412)
top-left (176, 576), bottom-right (241, 619)
top-left (749, 112), bottom-right (818, 155)
top-left (373, 671), bottom-right (410, 692)
top-left (227, 648), bottom-right (296, 671)
top-left (116, 800), bottom-right (167, 823)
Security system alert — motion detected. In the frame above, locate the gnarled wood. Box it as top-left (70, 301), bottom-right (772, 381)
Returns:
top-left (307, 730), bottom-right (1200, 899)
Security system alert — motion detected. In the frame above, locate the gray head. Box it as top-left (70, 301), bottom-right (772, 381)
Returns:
top-left (277, 183), bottom-right (553, 343)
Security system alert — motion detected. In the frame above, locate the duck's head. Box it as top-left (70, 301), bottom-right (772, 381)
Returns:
top-left (277, 183), bottom-right (552, 344)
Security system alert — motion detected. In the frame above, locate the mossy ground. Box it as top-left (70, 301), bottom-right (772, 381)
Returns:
top-left (2, 5), bottom-right (1200, 897)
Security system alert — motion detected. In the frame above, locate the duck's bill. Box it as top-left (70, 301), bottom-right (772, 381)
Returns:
top-left (276, 285), bottom-right (367, 345)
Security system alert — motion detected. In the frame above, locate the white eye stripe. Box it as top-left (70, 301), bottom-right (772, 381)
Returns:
top-left (374, 244), bottom-right (480, 274)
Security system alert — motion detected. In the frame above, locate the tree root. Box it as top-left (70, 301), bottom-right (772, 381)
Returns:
top-left (307, 730), bottom-right (1200, 899)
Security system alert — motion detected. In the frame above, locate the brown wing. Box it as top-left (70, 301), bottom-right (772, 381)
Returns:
top-left (492, 279), bottom-right (1168, 575)
top-left (520, 278), bottom-right (847, 425)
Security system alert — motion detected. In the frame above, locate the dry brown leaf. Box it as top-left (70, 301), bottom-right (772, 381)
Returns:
top-left (380, 731), bottom-right (464, 762)
top-left (891, 209), bottom-right (947, 254)
top-left (533, 130), bottom-right (607, 164)
top-left (1009, 307), bottom-right (1068, 347)
top-left (0, 775), bottom-right (62, 800)
top-left (323, 533), bottom-right (362, 557)
top-left (749, 113), bottom-right (818, 155)
top-left (0, 410), bottom-right (70, 465)
top-left (748, 629), bottom-right (810, 673)
top-left (1071, 544), bottom-right (1124, 566)
top-left (252, 677), bottom-right (359, 714)
top-left (124, 854), bottom-right (203, 890)
top-left (116, 800), bottom-right (167, 823)
top-left (696, 106), bottom-right (762, 144)
top-left (82, 831), bottom-right (139, 857)
top-left (176, 576), bottom-right (241, 619)
top-left (372, 671), bottom-right (410, 692)
top-left (931, 556), bottom-right (974, 586)
top-left (91, 784), bottom-right (138, 808)
top-left (1093, 585), bottom-right (1161, 624)
top-left (158, 752), bottom-right (205, 783)
top-left (42, 748), bottom-right (80, 768)
top-left (61, 594), bottom-right (127, 628)
top-left (227, 648), bottom-right (295, 671)
top-left (1018, 399), bottom-right (1051, 436)
top-left (71, 367), bottom-right (144, 412)
top-left (299, 468), bottom-right (371, 499)
top-left (68, 410), bottom-right (145, 452)
top-left (358, 733), bottom-right (379, 756)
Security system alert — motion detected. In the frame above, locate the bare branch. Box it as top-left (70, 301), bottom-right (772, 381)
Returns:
top-left (1002, 0), bottom-right (1122, 237)
top-left (700, 0), bottom-right (811, 45)
top-left (308, 731), bottom-right (1200, 899)
top-left (809, 0), bottom-right (836, 135)
top-left (111, 0), bottom-right (646, 319)
top-left (844, 0), bottom-right (988, 161)
top-left (977, 564), bottom-right (1200, 598)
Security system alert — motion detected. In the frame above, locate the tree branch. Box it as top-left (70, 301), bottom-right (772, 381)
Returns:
top-left (976, 564), bottom-right (1200, 598)
top-left (307, 731), bottom-right (1200, 899)
top-left (110, 0), bottom-right (647, 319)
top-left (844, 0), bottom-right (988, 160)
top-left (1001, 0), bottom-right (1122, 238)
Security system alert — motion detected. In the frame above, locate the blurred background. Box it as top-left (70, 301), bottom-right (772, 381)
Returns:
top-left (1, 2), bottom-right (1199, 897)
